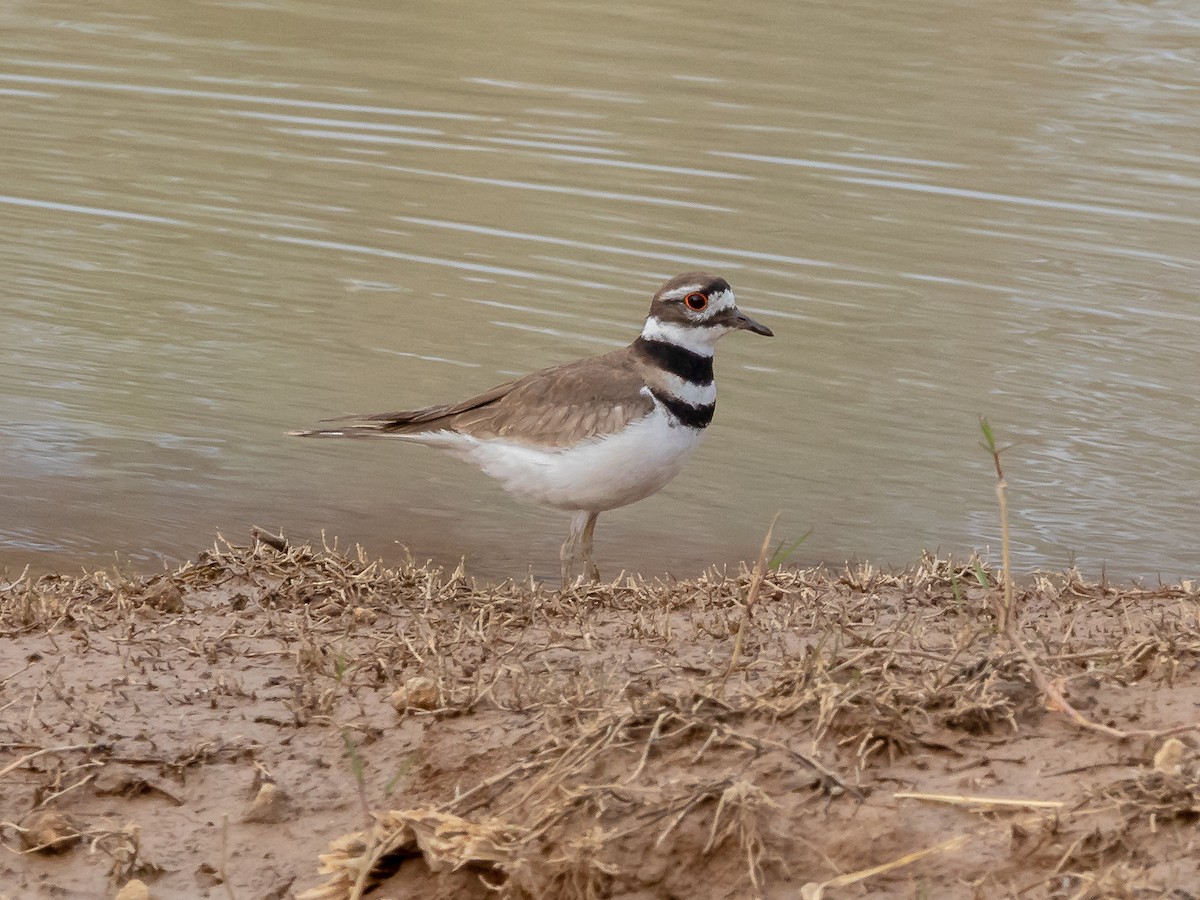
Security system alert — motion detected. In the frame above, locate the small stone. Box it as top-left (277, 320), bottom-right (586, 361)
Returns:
top-left (142, 578), bottom-right (185, 613)
top-left (242, 781), bottom-right (294, 824)
top-left (389, 676), bottom-right (439, 712)
top-left (194, 862), bottom-right (223, 888)
top-left (114, 879), bottom-right (151, 900)
top-left (93, 766), bottom-right (183, 805)
top-left (94, 765), bottom-right (145, 795)
top-left (19, 810), bottom-right (81, 854)
top-left (1153, 737), bottom-right (1186, 775)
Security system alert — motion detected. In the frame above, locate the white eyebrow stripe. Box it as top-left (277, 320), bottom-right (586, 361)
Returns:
top-left (705, 288), bottom-right (736, 313)
top-left (658, 284), bottom-right (705, 300)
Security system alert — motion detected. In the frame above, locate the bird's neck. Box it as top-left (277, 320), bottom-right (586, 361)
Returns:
top-left (631, 335), bottom-right (715, 386)
top-left (636, 317), bottom-right (717, 358)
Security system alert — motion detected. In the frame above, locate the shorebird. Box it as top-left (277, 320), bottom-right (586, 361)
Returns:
top-left (291, 272), bottom-right (773, 584)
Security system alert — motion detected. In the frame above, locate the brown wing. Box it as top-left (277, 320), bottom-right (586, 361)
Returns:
top-left (332, 381), bottom-right (517, 429)
top-left (296, 347), bottom-right (655, 448)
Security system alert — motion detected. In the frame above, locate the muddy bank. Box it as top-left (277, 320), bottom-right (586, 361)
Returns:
top-left (2, 538), bottom-right (1198, 899)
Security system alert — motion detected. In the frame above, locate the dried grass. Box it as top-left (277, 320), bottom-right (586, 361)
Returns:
top-left (3, 536), bottom-right (1199, 897)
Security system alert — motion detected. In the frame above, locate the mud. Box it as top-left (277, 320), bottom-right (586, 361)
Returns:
top-left (2, 538), bottom-right (1198, 899)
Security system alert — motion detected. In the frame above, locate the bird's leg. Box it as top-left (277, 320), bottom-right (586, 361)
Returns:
top-left (560, 510), bottom-right (589, 587)
top-left (581, 511), bottom-right (600, 583)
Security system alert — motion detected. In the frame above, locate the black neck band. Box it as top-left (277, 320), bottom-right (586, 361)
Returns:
top-left (633, 337), bottom-right (713, 386)
top-left (648, 388), bottom-right (715, 429)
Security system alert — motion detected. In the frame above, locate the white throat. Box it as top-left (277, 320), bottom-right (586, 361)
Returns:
top-left (639, 317), bottom-right (720, 356)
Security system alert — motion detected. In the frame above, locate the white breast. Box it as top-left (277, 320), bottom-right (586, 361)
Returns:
top-left (431, 406), bottom-right (707, 512)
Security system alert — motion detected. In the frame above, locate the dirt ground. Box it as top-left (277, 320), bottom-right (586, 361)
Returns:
top-left (2, 536), bottom-right (1199, 900)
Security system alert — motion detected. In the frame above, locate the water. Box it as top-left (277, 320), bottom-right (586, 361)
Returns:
top-left (2, 0), bottom-right (1198, 581)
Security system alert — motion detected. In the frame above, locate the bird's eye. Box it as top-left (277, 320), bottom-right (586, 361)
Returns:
top-left (684, 292), bottom-right (708, 312)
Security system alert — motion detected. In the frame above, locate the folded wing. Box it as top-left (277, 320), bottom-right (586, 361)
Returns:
top-left (291, 348), bottom-right (656, 449)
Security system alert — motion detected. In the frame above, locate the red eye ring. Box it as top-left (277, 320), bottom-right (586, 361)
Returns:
top-left (684, 292), bottom-right (708, 312)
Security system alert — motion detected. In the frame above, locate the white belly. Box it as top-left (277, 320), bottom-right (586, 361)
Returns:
top-left (428, 408), bottom-right (706, 512)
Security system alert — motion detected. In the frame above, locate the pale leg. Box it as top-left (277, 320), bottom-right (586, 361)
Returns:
top-left (580, 511), bottom-right (600, 583)
top-left (560, 510), bottom-right (590, 587)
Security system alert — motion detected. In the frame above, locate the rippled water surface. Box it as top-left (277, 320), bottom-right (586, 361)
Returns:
top-left (2, 0), bottom-right (1198, 580)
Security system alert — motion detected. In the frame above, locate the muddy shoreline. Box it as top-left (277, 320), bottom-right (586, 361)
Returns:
top-left (2, 538), bottom-right (1198, 899)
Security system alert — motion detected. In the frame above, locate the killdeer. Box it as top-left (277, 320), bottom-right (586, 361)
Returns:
top-left (291, 272), bottom-right (773, 584)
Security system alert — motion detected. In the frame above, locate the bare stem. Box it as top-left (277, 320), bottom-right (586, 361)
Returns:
top-left (721, 512), bottom-right (781, 691)
top-left (980, 418), bottom-right (1192, 741)
top-left (995, 476), bottom-right (1013, 631)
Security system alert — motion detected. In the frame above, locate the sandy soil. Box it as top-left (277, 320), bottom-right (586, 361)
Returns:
top-left (2, 537), bottom-right (1199, 899)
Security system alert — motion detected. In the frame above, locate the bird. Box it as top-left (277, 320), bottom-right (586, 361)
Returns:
top-left (290, 272), bottom-right (773, 585)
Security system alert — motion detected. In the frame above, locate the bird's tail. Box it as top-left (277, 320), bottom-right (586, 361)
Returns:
top-left (287, 422), bottom-right (463, 448)
top-left (288, 423), bottom-right (401, 439)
